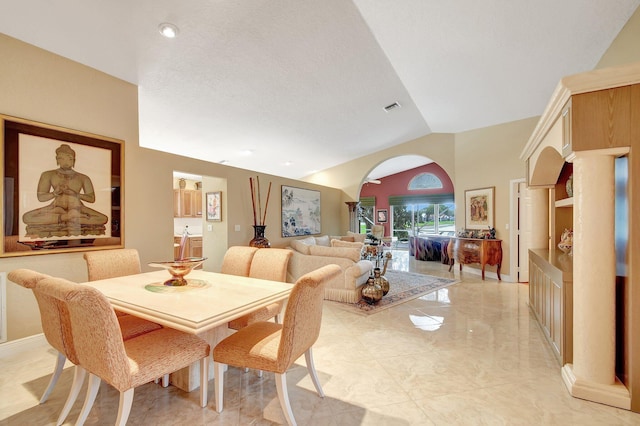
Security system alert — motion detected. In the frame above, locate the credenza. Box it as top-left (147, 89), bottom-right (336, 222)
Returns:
top-left (447, 237), bottom-right (502, 280)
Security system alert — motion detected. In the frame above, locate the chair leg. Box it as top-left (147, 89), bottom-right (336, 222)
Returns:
top-left (40, 351), bottom-right (66, 403)
top-left (115, 388), bottom-right (134, 426)
top-left (162, 374), bottom-right (169, 387)
top-left (305, 348), bottom-right (324, 398)
top-left (199, 357), bottom-right (208, 408)
top-left (76, 373), bottom-right (101, 426)
top-left (56, 366), bottom-right (86, 426)
top-left (275, 372), bottom-right (296, 426)
top-left (214, 361), bottom-right (225, 413)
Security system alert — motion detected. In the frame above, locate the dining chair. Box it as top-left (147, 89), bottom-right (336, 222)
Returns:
top-left (8, 268), bottom-right (168, 426)
top-left (220, 246), bottom-right (259, 276)
top-left (83, 248), bottom-right (143, 281)
top-left (8, 268), bottom-right (88, 426)
top-left (213, 264), bottom-right (341, 426)
top-left (83, 248), bottom-right (166, 383)
top-left (36, 276), bottom-right (211, 426)
top-left (227, 248), bottom-right (293, 330)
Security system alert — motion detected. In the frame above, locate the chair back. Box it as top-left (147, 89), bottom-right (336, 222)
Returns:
top-left (37, 277), bottom-right (132, 390)
top-left (221, 246), bottom-right (259, 276)
top-left (278, 264), bottom-right (340, 368)
top-left (83, 249), bottom-right (141, 281)
top-left (8, 269), bottom-right (79, 364)
top-left (371, 225), bottom-right (384, 241)
top-left (249, 248), bottom-right (292, 282)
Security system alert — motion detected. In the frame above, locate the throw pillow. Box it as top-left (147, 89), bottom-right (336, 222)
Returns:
top-left (347, 231), bottom-right (366, 243)
top-left (299, 236), bottom-right (316, 246)
top-left (340, 236), bottom-right (355, 242)
top-left (331, 239), bottom-right (363, 250)
top-left (290, 239), bottom-right (311, 255)
top-left (314, 235), bottom-right (331, 246)
top-left (308, 245), bottom-right (361, 263)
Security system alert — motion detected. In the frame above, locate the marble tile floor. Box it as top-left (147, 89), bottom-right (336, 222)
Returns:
top-left (2, 251), bottom-right (640, 425)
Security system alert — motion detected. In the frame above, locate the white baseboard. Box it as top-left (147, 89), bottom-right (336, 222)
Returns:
top-left (0, 333), bottom-right (47, 359)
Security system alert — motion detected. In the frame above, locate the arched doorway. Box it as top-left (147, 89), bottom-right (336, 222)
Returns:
top-left (358, 155), bottom-right (455, 249)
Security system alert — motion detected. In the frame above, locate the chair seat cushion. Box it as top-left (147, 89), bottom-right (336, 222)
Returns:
top-left (118, 328), bottom-right (210, 391)
top-left (227, 301), bottom-right (284, 330)
top-left (117, 314), bottom-right (163, 340)
top-left (214, 322), bottom-right (286, 373)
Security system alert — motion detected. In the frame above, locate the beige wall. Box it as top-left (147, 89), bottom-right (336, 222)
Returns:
top-left (308, 116), bottom-right (537, 279)
top-left (0, 34), bottom-right (345, 341)
top-left (596, 6), bottom-right (640, 69)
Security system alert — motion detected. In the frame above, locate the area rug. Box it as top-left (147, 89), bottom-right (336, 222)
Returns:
top-left (334, 270), bottom-right (458, 315)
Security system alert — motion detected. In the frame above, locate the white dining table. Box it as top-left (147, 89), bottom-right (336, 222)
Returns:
top-left (82, 269), bottom-right (293, 391)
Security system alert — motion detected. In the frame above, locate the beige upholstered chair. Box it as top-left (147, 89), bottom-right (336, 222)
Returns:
top-left (213, 264), bottom-right (341, 426)
top-left (227, 248), bottom-right (293, 330)
top-left (7, 269), bottom-right (62, 403)
top-left (36, 276), bottom-right (211, 426)
top-left (8, 268), bottom-right (167, 426)
top-left (83, 249), bottom-right (166, 386)
top-left (83, 248), bottom-right (162, 322)
top-left (83, 248), bottom-right (143, 281)
top-left (220, 246), bottom-right (259, 276)
top-left (370, 224), bottom-right (384, 241)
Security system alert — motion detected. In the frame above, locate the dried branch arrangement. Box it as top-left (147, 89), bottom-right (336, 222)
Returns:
top-left (249, 176), bottom-right (272, 226)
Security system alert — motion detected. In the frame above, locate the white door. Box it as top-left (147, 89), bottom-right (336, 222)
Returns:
top-left (518, 182), bottom-right (533, 282)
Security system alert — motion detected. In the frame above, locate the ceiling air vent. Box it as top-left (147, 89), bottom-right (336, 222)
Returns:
top-left (384, 102), bottom-right (401, 112)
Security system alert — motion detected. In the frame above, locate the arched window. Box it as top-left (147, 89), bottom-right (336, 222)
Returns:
top-left (408, 173), bottom-right (443, 190)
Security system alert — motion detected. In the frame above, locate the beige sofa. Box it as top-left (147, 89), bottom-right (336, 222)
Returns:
top-left (286, 234), bottom-right (373, 303)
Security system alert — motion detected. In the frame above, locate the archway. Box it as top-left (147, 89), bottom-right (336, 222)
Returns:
top-left (357, 155), bottom-right (455, 249)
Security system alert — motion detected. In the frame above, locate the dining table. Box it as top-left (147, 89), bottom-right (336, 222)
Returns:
top-left (81, 269), bottom-right (293, 392)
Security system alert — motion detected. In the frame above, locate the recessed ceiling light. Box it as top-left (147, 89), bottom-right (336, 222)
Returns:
top-left (158, 23), bottom-right (179, 38)
top-left (284, 161), bottom-right (293, 166)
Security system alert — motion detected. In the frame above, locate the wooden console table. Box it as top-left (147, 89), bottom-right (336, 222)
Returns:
top-left (447, 238), bottom-right (502, 280)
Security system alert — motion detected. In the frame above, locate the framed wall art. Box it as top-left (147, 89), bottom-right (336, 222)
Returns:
top-left (376, 208), bottom-right (388, 223)
top-left (206, 191), bottom-right (221, 221)
top-left (464, 186), bottom-right (494, 230)
top-left (1, 114), bottom-right (123, 257)
top-left (281, 185), bottom-right (321, 237)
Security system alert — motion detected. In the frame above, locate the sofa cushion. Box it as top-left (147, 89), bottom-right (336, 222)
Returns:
top-left (340, 236), bottom-right (355, 242)
top-left (314, 235), bottom-right (331, 246)
top-left (299, 236), bottom-right (316, 245)
top-left (308, 245), bottom-right (361, 263)
top-left (290, 239), bottom-right (312, 254)
top-left (347, 231), bottom-right (366, 243)
top-left (331, 239), bottom-right (364, 251)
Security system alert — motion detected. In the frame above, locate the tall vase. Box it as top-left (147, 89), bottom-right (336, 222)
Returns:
top-left (249, 225), bottom-right (271, 248)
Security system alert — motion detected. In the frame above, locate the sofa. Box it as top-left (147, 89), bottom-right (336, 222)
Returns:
top-left (286, 233), bottom-right (373, 303)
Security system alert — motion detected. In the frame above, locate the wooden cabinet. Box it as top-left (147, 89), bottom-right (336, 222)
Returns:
top-left (173, 189), bottom-right (202, 217)
top-left (529, 249), bottom-right (573, 365)
top-left (174, 236), bottom-right (203, 263)
top-left (447, 238), bottom-right (502, 280)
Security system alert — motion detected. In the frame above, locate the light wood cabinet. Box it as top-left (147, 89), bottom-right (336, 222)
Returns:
top-left (529, 249), bottom-right (573, 365)
top-left (174, 236), bottom-right (202, 263)
top-left (173, 189), bottom-right (202, 217)
top-left (447, 238), bottom-right (502, 280)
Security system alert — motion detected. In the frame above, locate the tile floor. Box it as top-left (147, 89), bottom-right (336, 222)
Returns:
top-left (2, 251), bottom-right (640, 425)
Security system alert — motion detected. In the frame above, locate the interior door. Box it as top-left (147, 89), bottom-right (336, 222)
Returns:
top-left (518, 182), bottom-right (533, 282)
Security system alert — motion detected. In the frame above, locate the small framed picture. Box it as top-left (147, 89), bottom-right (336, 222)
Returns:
top-left (465, 187), bottom-right (494, 230)
top-left (377, 209), bottom-right (388, 223)
top-left (206, 191), bottom-right (221, 221)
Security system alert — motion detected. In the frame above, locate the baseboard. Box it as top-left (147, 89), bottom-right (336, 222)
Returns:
top-left (0, 333), bottom-right (46, 359)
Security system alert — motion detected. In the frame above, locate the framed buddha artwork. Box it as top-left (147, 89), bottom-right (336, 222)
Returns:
top-left (1, 114), bottom-right (123, 256)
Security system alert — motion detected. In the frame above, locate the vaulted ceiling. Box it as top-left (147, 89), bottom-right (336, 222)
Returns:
top-left (1, 1), bottom-right (638, 179)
